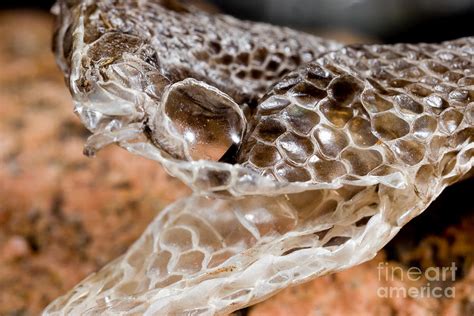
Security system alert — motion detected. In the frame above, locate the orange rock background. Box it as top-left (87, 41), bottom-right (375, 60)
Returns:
top-left (0, 11), bottom-right (189, 315)
top-left (0, 11), bottom-right (472, 316)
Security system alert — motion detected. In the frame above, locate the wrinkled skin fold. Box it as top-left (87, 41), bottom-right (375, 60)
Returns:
top-left (46, 0), bottom-right (473, 314)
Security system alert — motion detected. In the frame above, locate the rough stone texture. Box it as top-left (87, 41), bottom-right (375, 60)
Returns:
top-left (0, 11), bottom-right (188, 316)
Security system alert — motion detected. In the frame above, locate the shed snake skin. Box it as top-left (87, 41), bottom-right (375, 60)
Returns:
top-left (45, 0), bottom-right (473, 314)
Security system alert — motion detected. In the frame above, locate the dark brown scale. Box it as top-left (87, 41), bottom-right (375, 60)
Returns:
top-left (327, 76), bottom-right (361, 106)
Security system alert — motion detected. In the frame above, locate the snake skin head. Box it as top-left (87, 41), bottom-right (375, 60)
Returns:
top-left (51, 0), bottom-right (346, 196)
top-left (46, 0), bottom-right (473, 315)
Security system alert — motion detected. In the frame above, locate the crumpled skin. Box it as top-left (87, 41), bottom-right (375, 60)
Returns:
top-left (45, 0), bottom-right (473, 315)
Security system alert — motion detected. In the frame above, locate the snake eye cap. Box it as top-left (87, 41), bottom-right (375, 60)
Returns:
top-left (152, 78), bottom-right (247, 162)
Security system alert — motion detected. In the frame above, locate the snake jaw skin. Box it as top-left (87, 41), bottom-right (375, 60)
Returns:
top-left (46, 0), bottom-right (473, 314)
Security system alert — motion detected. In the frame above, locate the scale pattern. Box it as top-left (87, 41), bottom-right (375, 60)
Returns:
top-left (54, 0), bottom-right (339, 103)
top-left (45, 0), bottom-right (473, 315)
top-left (239, 39), bottom-right (474, 188)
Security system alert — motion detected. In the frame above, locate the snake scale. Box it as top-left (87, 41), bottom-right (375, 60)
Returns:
top-left (45, 0), bottom-right (473, 314)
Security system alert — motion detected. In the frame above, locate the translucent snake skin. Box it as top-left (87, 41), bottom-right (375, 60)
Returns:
top-left (46, 0), bottom-right (473, 314)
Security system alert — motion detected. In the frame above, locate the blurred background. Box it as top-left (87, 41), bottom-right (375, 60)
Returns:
top-left (2, 0), bottom-right (474, 42)
top-left (0, 1), bottom-right (473, 315)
